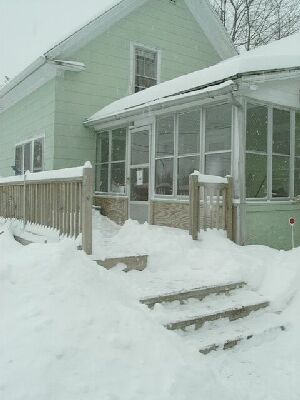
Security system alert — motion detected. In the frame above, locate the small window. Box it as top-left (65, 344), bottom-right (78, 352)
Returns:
top-left (134, 46), bottom-right (158, 93)
top-left (15, 146), bottom-right (23, 175)
top-left (14, 137), bottom-right (44, 175)
top-left (33, 138), bottom-right (44, 172)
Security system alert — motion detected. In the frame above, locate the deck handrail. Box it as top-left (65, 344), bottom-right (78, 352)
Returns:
top-left (0, 162), bottom-right (93, 254)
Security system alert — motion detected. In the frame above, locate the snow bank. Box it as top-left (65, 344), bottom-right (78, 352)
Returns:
top-left (0, 223), bottom-right (234, 400)
top-left (1, 217), bottom-right (300, 399)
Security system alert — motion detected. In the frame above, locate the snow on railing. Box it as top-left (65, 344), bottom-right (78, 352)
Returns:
top-left (189, 171), bottom-right (233, 240)
top-left (0, 162), bottom-right (93, 254)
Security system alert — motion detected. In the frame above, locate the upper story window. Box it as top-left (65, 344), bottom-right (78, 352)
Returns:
top-left (15, 137), bottom-right (44, 175)
top-left (133, 45), bottom-right (159, 93)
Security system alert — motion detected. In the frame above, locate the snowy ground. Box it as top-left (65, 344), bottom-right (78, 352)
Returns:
top-left (1, 216), bottom-right (300, 399)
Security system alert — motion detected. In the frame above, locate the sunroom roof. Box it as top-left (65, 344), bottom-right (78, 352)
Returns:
top-left (87, 32), bottom-right (300, 125)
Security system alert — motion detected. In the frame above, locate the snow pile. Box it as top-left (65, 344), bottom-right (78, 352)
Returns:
top-left (92, 213), bottom-right (300, 307)
top-left (2, 216), bottom-right (300, 399)
top-left (88, 32), bottom-right (300, 122)
top-left (0, 223), bottom-right (233, 400)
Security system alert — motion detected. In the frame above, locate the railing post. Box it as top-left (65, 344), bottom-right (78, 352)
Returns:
top-left (225, 176), bottom-right (233, 240)
top-left (81, 162), bottom-right (93, 255)
top-left (189, 174), bottom-right (199, 240)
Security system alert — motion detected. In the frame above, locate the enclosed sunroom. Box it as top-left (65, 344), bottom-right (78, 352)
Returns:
top-left (86, 33), bottom-right (300, 250)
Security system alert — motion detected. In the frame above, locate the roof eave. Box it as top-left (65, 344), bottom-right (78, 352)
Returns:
top-left (85, 81), bottom-right (238, 130)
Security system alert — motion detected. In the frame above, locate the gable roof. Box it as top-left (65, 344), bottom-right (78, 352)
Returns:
top-left (0, 0), bottom-right (236, 103)
top-left (86, 31), bottom-right (300, 125)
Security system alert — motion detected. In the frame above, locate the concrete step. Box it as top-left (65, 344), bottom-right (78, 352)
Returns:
top-left (164, 299), bottom-right (269, 331)
top-left (97, 254), bottom-right (148, 272)
top-left (177, 312), bottom-right (286, 354)
top-left (140, 281), bottom-right (246, 308)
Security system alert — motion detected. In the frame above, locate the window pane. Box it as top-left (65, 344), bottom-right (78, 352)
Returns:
top-left (177, 156), bottom-right (200, 196)
top-left (24, 142), bottom-right (32, 172)
top-left (135, 48), bottom-right (157, 93)
top-left (112, 128), bottom-right (126, 161)
top-left (246, 153), bottom-right (267, 198)
top-left (156, 116), bottom-right (174, 157)
top-left (130, 167), bottom-right (149, 201)
top-left (95, 164), bottom-right (108, 192)
top-left (295, 112), bottom-right (300, 157)
top-left (33, 138), bottom-right (44, 172)
top-left (178, 110), bottom-right (200, 155)
top-left (97, 132), bottom-right (109, 163)
top-left (273, 109), bottom-right (290, 155)
top-left (246, 103), bottom-right (268, 152)
top-left (205, 152), bottom-right (231, 177)
top-left (272, 155), bottom-right (289, 198)
top-left (111, 162), bottom-right (125, 194)
top-left (15, 146), bottom-right (23, 175)
top-left (131, 130), bottom-right (149, 165)
top-left (205, 104), bottom-right (232, 152)
top-left (155, 158), bottom-right (173, 195)
top-left (295, 157), bottom-right (300, 196)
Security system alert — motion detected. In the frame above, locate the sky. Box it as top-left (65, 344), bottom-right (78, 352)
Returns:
top-left (0, 0), bottom-right (117, 82)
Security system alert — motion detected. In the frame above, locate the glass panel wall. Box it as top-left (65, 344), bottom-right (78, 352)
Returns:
top-left (155, 116), bottom-right (175, 195)
top-left (245, 102), bottom-right (299, 200)
top-left (246, 103), bottom-right (268, 199)
top-left (295, 112), bottom-right (300, 196)
top-left (95, 128), bottom-right (126, 194)
top-left (205, 103), bottom-right (232, 177)
top-left (155, 104), bottom-right (232, 198)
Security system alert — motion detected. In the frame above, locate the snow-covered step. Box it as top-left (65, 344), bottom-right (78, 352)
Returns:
top-left (151, 289), bottom-right (268, 327)
top-left (177, 311), bottom-right (286, 354)
top-left (140, 281), bottom-right (246, 308)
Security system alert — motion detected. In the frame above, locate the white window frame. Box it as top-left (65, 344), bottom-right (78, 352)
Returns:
top-left (129, 42), bottom-right (161, 94)
top-left (14, 136), bottom-right (45, 175)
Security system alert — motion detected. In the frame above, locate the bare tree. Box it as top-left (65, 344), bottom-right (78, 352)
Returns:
top-left (211, 0), bottom-right (300, 50)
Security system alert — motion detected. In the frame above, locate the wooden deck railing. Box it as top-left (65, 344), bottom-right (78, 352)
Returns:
top-left (189, 172), bottom-right (233, 240)
top-left (0, 163), bottom-right (93, 254)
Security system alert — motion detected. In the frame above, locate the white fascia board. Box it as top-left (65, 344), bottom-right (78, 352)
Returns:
top-left (45, 0), bottom-right (148, 60)
top-left (0, 63), bottom-right (57, 113)
top-left (184, 0), bottom-right (237, 60)
top-left (0, 56), bottom-right (46, 99)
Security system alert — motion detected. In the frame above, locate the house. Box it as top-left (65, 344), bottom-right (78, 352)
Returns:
top-left (0, 0), bottom-right (236, 179)
top-left (86, 32), bottom-right (300, 250)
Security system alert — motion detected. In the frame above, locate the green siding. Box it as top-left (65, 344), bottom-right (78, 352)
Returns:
top-left (245, 203), bottom-right (300, 250)
top-left (53, 0), bottom-right (221, 168)
top-left (0, 79), bottom-right (55, 175)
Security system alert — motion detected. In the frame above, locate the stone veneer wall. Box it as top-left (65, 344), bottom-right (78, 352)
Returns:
top-left (150, 200), bottom-right (190, 230)
top-left (94, 195), bottom-right (128, 225)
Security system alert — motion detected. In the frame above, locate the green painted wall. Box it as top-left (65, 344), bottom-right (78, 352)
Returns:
top-left (52, 0), bottom-right (221, 169)
top-left (0, 79), bottom-right (55, 176)
top-left (245, 203), bottom-right (300, 250)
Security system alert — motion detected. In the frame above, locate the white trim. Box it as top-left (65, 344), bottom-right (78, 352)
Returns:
top-left (14, 136), bottom-right (45, 174)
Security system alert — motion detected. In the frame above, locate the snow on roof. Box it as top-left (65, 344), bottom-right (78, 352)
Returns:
top-left (87, 32), bottom-right (300, 124)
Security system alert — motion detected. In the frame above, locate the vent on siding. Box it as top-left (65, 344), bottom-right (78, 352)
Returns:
top-left (169, 0), bottom-right (176, 4)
